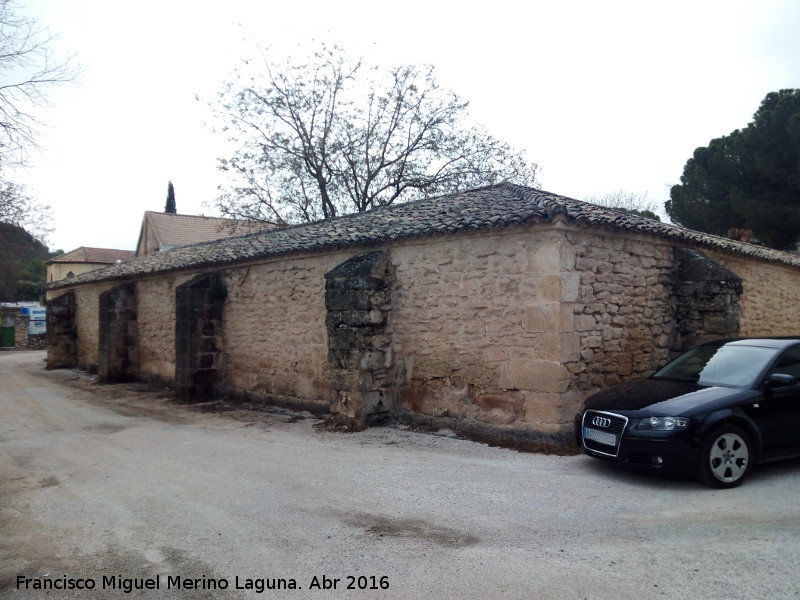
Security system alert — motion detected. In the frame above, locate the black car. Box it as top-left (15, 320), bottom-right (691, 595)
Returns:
top-left (576, 337), bottom-right (800, 487)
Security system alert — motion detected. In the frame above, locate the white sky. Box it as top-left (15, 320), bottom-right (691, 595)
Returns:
top-left (14, 0), bottom-right (800, 252)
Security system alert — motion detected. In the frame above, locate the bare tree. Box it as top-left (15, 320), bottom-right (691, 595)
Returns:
top-left (0, 179), bottom-right (50, 242)
top-left (209, 43), bottom-right (539, 224)
top-left (0, 1), bottom-right (76, 243)
top-left (584, 189), bottom-right (661, 221)
top-left (0, 0), bottom-right (76, 172)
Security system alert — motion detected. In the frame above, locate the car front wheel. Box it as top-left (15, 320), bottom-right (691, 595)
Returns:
top-left (697, 424), bottom-right (753, 488)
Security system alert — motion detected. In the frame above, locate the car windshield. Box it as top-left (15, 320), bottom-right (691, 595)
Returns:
top-left (652, 344), bottom-right (780, 388)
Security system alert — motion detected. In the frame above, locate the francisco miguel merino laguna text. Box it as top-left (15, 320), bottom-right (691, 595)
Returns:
top-left (16, 574), bottom-right (302, 593)
top-left (17, 574), bottom-right (390, 592)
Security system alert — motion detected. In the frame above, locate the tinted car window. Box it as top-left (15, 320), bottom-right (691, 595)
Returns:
top-left (653, 344), bottom-right (779, 388)
top-left (769, 345), bottom-right (800, 379)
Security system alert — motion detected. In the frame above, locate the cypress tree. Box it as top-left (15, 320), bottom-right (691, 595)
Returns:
top-left (165, 181), bottom-right (177, 213)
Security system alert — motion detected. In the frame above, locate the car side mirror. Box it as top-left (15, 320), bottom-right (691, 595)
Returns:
top-left (767, 373), bottom-right (797, 388)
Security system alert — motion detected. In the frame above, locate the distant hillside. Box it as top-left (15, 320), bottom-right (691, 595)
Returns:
top-left (0, 222), bottom-right (56, 301)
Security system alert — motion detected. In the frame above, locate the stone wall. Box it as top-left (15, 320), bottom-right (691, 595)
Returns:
top-left (564, 229), bottom-right (675, 406)
top-left (388, 225), bottom-right (575, 441)
top-left (219, 252), bottom-right (354, 410)
top-left (672, 248), bottom-right (742, 352)
top-left (49, 283), bottom-right (116, 372)
top-left (325, 251), bottom-right (394, 428)
top-left (14, 315), bottom-right (46, 350)
top-left (43, 219), bottom-right (800, 445)
top-left (98, 283), bottom-right (139, 383)
top-left (703, 249), bottom-right (800, 337)
top-left (46, 292), bottom-right (76, 368)
top-left (136, 275), bottom-right (193, 384)
top-left (175, 274), bottom-right (226, 402)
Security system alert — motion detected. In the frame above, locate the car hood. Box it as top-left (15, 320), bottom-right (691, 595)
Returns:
top-left (583, 378), bottom-right (750, 415)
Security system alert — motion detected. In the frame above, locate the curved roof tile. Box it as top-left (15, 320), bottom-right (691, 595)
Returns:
top-left (50, 183), bottom-right (800, 289)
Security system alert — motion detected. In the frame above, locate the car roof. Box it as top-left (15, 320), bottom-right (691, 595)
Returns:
top-left (717, 337), bottom-right (800, 350)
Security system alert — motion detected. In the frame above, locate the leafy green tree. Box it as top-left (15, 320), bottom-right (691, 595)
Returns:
top-left (165, 180), bottom-right (176, 213)
top-left (0, 221), bottom-right (50, 300)
top-left (209, 43), bottom-right (539, 224)
top-left (666, 89), bottom-right (800, 250)
top-left (0, 181), bottom-right (52, 300)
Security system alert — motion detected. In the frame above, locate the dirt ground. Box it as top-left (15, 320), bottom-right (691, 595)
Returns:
top-left (2, 350), bottom-right (800, 600)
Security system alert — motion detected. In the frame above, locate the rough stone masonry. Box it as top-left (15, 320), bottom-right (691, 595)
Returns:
top-left (45, 184), bottom-right (800, 445)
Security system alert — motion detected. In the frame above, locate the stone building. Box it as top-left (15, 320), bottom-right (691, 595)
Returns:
top-left (136, 211), bottom-right (276, 257)
top-left (45, 184), bottom-right (800, 445)
top-left (46, 247), bottom-right (135, 283)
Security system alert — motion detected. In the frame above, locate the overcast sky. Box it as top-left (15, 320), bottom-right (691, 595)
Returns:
top-left (14, 0), bottom-right (800, 252)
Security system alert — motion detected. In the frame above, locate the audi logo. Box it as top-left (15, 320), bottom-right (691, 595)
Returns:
top-left (591, 416), bottom-right (612, 428)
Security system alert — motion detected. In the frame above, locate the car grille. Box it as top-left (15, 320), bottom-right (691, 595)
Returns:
top-left (581, 410), bottom-right (628, 458)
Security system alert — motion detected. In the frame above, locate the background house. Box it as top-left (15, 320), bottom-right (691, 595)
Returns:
top-left (46, 247), bottom-right (135, 283)
top-left (136, 211), bottom-right (276, 257)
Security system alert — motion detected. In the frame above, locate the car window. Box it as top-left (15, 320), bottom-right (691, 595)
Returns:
top-left (768, 346), bottom-right (800, 379)
top-left (653, 344), bottom-right (779, 388)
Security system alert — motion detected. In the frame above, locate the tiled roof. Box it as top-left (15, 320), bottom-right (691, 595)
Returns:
top-left (142, 211), bottom-right (275, 248)
top-left (50, 183), bottom-right (800, 289)
top-left (46, 247), bottom-right (135, 264)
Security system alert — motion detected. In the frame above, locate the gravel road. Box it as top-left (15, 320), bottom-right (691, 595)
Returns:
top-left (2, 350), bottom-right (799, 600)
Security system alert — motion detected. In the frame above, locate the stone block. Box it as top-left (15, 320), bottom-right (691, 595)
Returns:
top-left (534, 332), bottom-right (561, 361)
top-left (575, 314), bottom-right (596, 332)
top-left (522, 392), bottom-right (563, 424)
top-left (562, 272), bottom-right (580, 302)
top-left (327, 309), bottom-right (386, 328)
top-left (474, 394), bottom-right (524, 423)
top-left (499, 360), bottom-right (571, 393)
top-left (329, 371), bottom-right (357, 391)
top-left (584, 336), bottom-right (602, 349)
top-left (527, 244), bottom-right (561, 272)
top-left (560, 332), bottom-right (581, 362)
top-left (325, 288), bottom-right (374, 311)
top-left (199, 336), bottom-right (219, 352)
top-left (523, 303), bottom-right (560, 333)
top-left (535, 273), bottom-right (562, 302)
top-left (417, 356), bottom-right (454, 379)
top-left (335, 275), bottom-right (389, 292)
top-left (360, 349), bottom-right (390, 371)
top-left (485, 347), bottom-right (509, 363)
top-left (327, 326), bottom-right (369, 350)
top-left (198, 353), bottom-right (216, 369)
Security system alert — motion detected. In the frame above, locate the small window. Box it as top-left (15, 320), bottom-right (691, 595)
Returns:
top-left (66, 271), bottom-right (75, 278)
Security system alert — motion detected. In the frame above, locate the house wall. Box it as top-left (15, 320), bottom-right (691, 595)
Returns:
top-left (703, 250), bottom-right (800, 337)
top-left (47, 262), bottom-right (108, 284)
top-left (136, 274), bottom-right (194, 382)
top-left (387, 224), bottom-right (676, 441)
top-left (388, 224), bottom-right (573, 438)
top-left (48, 282), bottom-right (116, 371)
top-left (564, 229), bottom-right (675, 405)
top-left (136, 222), bottom-right (159, 257)
top-left (44, 220), bottom-right (800, 445)
top-left (220, 251), bottom-right (355, 409)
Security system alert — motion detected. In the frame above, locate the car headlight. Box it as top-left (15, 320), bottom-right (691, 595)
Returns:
top-left (636, 416), bottom-right (689, 431)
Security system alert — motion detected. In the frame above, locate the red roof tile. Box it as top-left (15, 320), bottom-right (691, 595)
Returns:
top-left (47, 247), bottom-right (135, 264)
top-left (141, 211), bottom-right (275, 249)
